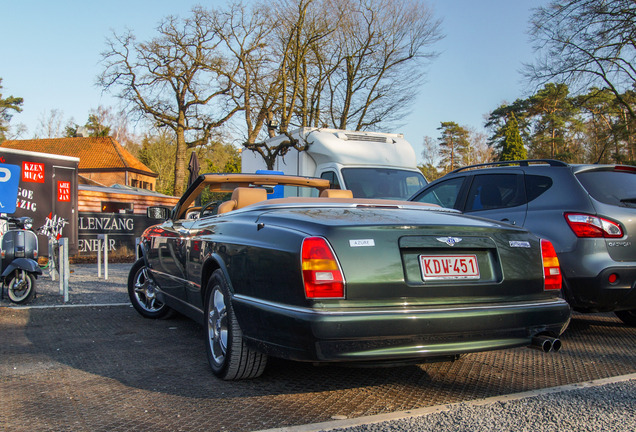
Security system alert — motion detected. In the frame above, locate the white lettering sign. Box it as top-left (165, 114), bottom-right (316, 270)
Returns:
top-left (349, 239), bottom-right (375, 247)
top-left (78, 238), bottom-right (117, 252)
top-left (79, 216), bottom-right (134, 232)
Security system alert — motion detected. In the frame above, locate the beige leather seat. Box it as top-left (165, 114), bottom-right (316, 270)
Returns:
top-left (217, 187), bottom-right (268, 214)
top-left (320, 189), bottom-right (354, 198)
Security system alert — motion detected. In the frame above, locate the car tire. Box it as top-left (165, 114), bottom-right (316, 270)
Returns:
top-left (6, 270), bottom-right (36, 304)
top-left (128, 258), bottom-right (173, 319)
top-left (615, 310), bottom-right (636, 326)
top-left (205, 269), bottom-right (267, 380)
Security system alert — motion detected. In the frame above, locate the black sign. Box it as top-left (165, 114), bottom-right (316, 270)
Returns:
top-left (0, 148), bottom-right (79, 255)
top-left (78, 212), bottom-right (157, 257)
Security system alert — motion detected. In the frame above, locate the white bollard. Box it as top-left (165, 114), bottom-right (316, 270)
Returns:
top-left (104, 234), bottom-right (108, 280)
top-left (97, 234), bottom-right (109, 280)
top-left (58, 240), bottom-right (64, 296)
top-left (49, 238), bottom-right (58, 281)
top-left (58, 238), bottom-right (69, 303)
top-left (97, 236), bottom-right (102, 278)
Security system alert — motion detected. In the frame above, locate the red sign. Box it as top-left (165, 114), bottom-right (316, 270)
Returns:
top-left (22, 161), bottom-right (45, 183)
top-left (58, 181), bottom-right (71, 202)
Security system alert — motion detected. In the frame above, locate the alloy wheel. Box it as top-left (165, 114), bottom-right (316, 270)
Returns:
top-left (133, 268), bottom-right (164, 312)
top-left (208, 287), bottom-right (228, 365)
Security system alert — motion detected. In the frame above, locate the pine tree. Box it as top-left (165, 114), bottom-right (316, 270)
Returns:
top-left (499, 113), bottom-right (527, 161)
top-left (437, 121), bottom-right (470, 173)
top-left (0, 78), bottom-right (23, 142)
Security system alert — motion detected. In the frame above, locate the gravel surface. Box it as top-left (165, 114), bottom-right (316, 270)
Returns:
top-left (317, 379), bottom-right (636, 432)
top-left (0, 262), bottom-right (132, 307)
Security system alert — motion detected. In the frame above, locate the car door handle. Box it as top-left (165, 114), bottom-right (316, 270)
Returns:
top-left (501, 218), bottom-right (516, 225)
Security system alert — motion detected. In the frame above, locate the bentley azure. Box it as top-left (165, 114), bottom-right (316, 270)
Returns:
top-left (129, 173), bottom-right (571, 380)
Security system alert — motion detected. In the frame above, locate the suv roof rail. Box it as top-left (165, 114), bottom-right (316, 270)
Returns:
top-left (449, 159), bottom-right (568, 174)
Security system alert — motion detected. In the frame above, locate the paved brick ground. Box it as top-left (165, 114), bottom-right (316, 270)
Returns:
top-left (1, 305), bottom-right (635, 432)
top-left (1, 265), bottom-right (635, 431)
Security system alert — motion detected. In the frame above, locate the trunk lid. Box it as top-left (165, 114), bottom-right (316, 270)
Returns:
top-left (259, 205), bottom-right (548, 307)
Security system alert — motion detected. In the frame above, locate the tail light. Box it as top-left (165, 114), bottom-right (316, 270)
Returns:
top-left (301, 237), bottom-right (345, 298)
top-left (564, 213), bottom-right (623, 238)
top-left (541, 239), bottom-right (562, 290)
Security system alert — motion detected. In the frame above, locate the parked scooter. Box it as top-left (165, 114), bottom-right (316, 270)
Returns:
top-left (0, 214), bottom-right (42, 304)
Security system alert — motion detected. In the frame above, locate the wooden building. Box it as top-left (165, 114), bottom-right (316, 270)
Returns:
top-left (78, 184), bottom-right (179, 215)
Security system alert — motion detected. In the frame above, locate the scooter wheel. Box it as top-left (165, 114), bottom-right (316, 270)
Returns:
top-left (7, 271), bottom-right (36, 304)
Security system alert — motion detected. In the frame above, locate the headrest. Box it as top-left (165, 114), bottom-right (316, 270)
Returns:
top-left (232, 187), bottom-right (268, 209)
top-left (320, 189), bottom-right (354, 198)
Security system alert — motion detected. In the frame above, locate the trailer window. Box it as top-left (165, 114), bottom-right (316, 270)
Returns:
top-left (341, 168), bottom-right (427, 200)
top-left (320, 171), bottom-right (341, 189)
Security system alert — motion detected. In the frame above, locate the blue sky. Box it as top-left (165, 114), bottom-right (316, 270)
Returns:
top-left (2, 0), bottom-right (546, 161)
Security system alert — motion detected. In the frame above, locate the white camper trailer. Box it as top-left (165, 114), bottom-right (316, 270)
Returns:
top-left (241, 128), bottom-right (427, 200)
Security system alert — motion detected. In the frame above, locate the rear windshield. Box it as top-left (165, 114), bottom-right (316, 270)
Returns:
top-left (341, 168), bottom-right (427, 200)
top-left (576, 169), bottom-right (636, 207)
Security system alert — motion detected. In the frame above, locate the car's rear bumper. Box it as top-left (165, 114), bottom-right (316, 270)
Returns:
top-left (566, 267), bottom-right (636, 312)
top-left (232, 295), bottom-right (571, 362)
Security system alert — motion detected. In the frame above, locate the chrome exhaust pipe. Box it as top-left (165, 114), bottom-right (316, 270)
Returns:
top-left (530, 335), bottom-right (553, 352)
top-left (529, 335), bottom-right (562, 353)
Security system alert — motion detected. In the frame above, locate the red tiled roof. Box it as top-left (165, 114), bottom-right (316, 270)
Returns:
top-left (1, 137), bottom-right (155, 175)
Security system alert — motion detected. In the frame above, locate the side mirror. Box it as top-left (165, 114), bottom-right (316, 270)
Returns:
top-left (147, 206), bottom-right (171, 220)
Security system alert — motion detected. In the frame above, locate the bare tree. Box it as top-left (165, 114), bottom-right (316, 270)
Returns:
top-left (420, 135), bottom-right (440, 167)
top-left (34, 109), bottom-right (66, 138)
top-left (99, 7), bottom-right (242, 195)
top-left (328, 0), bottom-right (442, 130)
top-left (221, 0), bottom-right (442, 168)
top-left (418, 135), bottom-right (441, 181)
top-left (273, 0), bottom-right (337, 132)
top-left (86, 106), bottom-right (140, 149)
top-left (210, 2), bottom-right (277, 146)
top-left (212, 0), bottom-right (339, 169)
top-left (467, 128), bottom-right (495, 165)
top-left (525, 0), bottom-right (636, 119)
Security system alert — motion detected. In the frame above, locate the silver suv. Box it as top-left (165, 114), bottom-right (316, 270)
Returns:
top-left (409, 160), bottom-right (636, 325)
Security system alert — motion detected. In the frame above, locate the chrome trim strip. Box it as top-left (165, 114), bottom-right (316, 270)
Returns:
top-left (247, 201), bottom-right (460, 214)
top-left (148, 268), bottom-right (201, 290)
top-left (232, 294), bottom-right (567, 316)
top-left (147, 268), bottom-right (184, 284)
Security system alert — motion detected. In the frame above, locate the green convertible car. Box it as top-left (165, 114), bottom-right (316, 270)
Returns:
top-left (129, 173), bottom-right (571, 380)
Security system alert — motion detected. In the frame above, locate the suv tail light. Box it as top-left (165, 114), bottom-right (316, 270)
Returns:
top-left (301, 237), bottom-right (345, 298)
top-left (541, 239), bottom-right (562, 290)
top-left (564, 213), bottom-right (623, 238)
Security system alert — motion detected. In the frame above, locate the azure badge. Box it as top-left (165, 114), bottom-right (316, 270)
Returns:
top-left (436, 237), bottom-right (462, 247)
